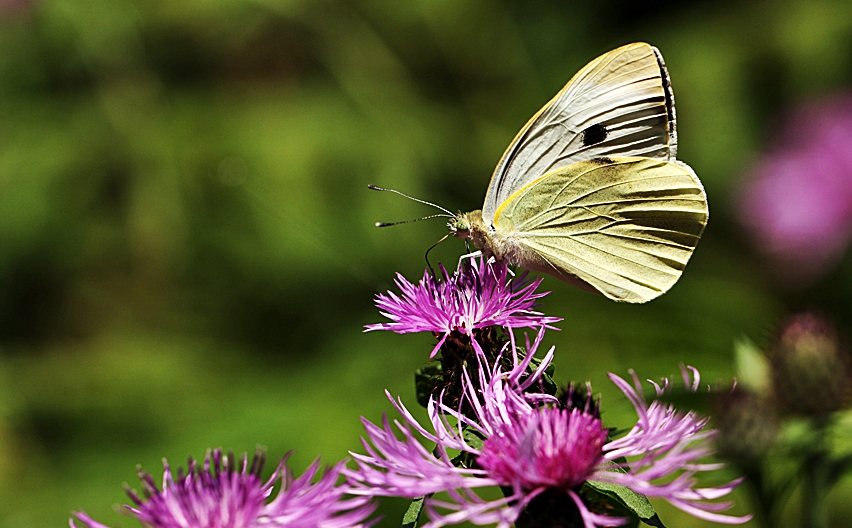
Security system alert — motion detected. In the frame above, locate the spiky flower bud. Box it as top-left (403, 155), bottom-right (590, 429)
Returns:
top-left (770, 312), bottom-right (852, 416)
top-left (714, 387), bottom-right (779, 468)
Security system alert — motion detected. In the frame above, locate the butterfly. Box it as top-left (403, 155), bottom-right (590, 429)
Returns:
top-left (448, 42), bottom-right (708, 303)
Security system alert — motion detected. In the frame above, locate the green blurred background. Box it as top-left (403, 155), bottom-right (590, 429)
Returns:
top-left (0, 0), bottom-right (851, 526)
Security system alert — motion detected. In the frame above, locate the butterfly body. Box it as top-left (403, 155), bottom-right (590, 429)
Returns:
top-left (451, 208), bottom-right (604, 297)
top-left (450, 43), bottom-right (709, 303)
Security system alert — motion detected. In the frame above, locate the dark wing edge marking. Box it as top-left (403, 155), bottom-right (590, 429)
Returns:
top-left (651, 45), bottom-right (677, 158)
top-left (484, 44), bottom-right (679, 224)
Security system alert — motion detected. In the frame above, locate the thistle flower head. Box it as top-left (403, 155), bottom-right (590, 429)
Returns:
top-left (71, 449), bottom-right (376, 528)
top-left (478, 406), bottom-right (608, 492)
top-left (347, 336), bottom-right (750, 528)
top-left (365, 256), bottom-right (561, 356)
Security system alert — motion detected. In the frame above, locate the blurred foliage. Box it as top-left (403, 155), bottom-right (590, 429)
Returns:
top-left (1, 0), bottom-right (852, 526)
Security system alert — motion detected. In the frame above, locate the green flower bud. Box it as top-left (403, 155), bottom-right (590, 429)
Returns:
top-left (770, 313), bottom-right (852, 416)
top-left (714, 387), bottom-right (778, 468)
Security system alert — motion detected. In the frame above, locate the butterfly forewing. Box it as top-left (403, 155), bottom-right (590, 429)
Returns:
top-left (483, 42), bottom-right (677, 222)
top-left (493, 157), bottom-right (707, 303)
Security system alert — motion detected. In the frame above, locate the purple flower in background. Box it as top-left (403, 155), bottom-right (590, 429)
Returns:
top-left (71, 449), bottom-right (376, 528)
top-left (366, 256), bottom-right (561, 356)
top-left (0, 0), bottom-right (31, 15)
top-left (737, 93), bottom-right (852, 283)
top-left (347, 332), bottom-right (749, 528)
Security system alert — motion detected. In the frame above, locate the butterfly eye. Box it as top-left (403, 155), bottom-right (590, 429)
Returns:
top-left (581, 123), bottom-right (608, 147)
top-left (455, 218), bottom-right (470, 231)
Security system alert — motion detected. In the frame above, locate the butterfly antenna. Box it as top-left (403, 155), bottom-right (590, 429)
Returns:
top-left (375, 214), bottom-right (452, 228)
top-left (368, 184), bottom-right (456, 217)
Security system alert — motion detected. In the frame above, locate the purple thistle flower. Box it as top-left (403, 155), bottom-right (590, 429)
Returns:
top-left (346, 332), bottom-right (750, 528)
top-left (71, 449), bottom-right (377, 528)
top-left (737, 93), bottom-right (852, 283)
top-left (366, 255), bottom-right (561, 356)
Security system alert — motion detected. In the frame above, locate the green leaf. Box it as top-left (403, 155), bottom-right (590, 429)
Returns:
top-left (641, 514), bottom-right (666, 528)
top-left (585, 480), bottom-right (666, 527)
top-left (527, 354), bottom-right (558, 396)
top-left (447, 428), bottom-right (483, 469)
top-left (402, 496), bottom-right (426, 528)
top-left (462, 427), bottom-right (485, 450)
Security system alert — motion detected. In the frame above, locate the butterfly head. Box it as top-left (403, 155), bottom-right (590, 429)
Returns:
top-left (449, 210), bottom-right (485, 240)
top-left (448, 214), bottom-right (470, 240)
top-left (450, 210), bottom-right (496, 253)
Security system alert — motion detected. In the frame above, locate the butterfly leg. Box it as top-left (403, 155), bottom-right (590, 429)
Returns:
top-left (457, 252), bottom-right (515, 284)
top-left (457, 250), bottom-right (482, 272)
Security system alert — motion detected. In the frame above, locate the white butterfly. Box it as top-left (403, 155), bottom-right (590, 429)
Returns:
top-left (449, 42), bottom-right (708, 303)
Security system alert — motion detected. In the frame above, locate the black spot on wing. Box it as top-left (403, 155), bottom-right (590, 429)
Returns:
top-left (582, 123), bottom-right (608, 146)
top-left (589, 156), bottom-right (614, 165)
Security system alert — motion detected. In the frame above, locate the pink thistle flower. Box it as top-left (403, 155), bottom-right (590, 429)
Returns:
top-left (365, 256), bottom-right (561, 357)
top-left (346, 333), bottom-right (750, 528)
top-left (737, 93), bottom-right (852, 283)
top-left (71, 449), bottom-right (377, 528)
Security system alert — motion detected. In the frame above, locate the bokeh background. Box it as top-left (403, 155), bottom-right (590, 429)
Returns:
top-left (1, 0), bottom-right (852, 526)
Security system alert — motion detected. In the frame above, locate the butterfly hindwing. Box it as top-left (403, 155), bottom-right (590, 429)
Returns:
top-left (483, 42), bottom-right (677, 222)
top-left (492, 157), bottom-right (708, 303)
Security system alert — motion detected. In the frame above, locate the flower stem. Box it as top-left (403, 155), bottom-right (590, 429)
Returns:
top-left (803, 418), bottom-right (831, 528)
